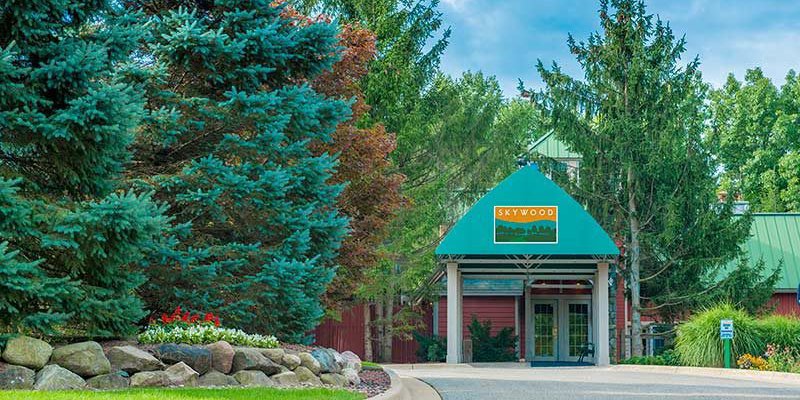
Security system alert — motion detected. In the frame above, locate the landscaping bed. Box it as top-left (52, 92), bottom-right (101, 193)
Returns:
top-left (0, 334), bottom-right (380, 396)
top-left (0, 387), bottom-right (364, 400)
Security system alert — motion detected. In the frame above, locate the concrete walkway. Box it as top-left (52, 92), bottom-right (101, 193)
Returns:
top-left (386, 363), bottom-right (800, 400)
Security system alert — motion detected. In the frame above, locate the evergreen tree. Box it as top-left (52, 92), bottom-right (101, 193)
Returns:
top-left (530, 0), bottom-right (777, 356)
top-left (0, 1), bottom-right (169, 335)
top-left (127, 1), bottom-right (350, 342)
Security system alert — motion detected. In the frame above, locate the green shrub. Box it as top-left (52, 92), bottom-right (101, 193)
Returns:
top-left (138, 325), bottom-right (278, 348)
top-left (467, 315), bottom-right (518, 362)
top-left (413, 332), bottom-right (447, 362)
top-left (675, 303), bottom-right (763, 367)
top-left (757, 315), bottom-right (800, 349)
top-left (620, 349), bottom-right (681, 366)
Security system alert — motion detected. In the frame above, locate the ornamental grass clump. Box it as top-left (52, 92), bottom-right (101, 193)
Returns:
top-left (756, 315), bottom-right (800, 349)
top-left (138, 307), bottom-right (278, 348)
top-left (675, 303), bottom-right (762, 367)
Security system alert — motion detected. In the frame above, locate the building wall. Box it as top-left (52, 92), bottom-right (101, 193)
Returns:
top-left (438, 296), bottom-right (517, 340)
top-left (312, 303), bottom-right (433, 363)
top-left (770, 292), bottom-right (800, 316)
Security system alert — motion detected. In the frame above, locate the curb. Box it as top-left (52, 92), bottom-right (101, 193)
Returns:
top-left (370, 368), bottom-right (408, 400)
top-left (609, 364), bottom-right (800, 386)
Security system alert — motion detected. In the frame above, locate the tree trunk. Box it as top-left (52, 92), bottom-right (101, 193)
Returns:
top-left (374, 299), bottom-right (385, 362)
top-left (628, 165), bottom-right (644, 357)
top-left (363, 303), bottom-right (373, 362)
top-left (380, 293), bottom-right (394, 363)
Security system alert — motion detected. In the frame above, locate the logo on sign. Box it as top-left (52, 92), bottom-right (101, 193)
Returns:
top-left (494, 206), bottom-right (558, 244)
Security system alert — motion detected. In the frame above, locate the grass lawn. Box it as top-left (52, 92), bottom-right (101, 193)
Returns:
top-left (361, 361), bottom-right (382, 369)
top-left (0, 387), bottom-right (365, 400)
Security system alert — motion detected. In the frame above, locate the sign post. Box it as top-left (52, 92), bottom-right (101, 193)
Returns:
top-left (720, 319), bottom-right (734, 368)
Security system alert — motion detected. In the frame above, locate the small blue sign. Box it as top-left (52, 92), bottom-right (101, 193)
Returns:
top-left (720, 319), bottom-right (734, 339)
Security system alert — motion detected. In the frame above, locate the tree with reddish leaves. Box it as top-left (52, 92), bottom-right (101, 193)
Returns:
top-left (310, 24), bottom-right (406, 310)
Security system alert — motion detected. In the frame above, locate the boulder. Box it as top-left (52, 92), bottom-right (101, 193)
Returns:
top-left (232, 370), bottom-right (274, 387)
top-left (197, 370), bottom-right (239, 387)
top-left (294, 366), bottom-right (322, 386)
top-left (298, 352), bottom-right (321, 375)
top-left (50, 341), bottom-right (111, 377)
top-left (320, 372), bottom-right (348, 387)
top-left (311, 348), bottom-right (341, 373)
top-left (33, 364), bottom-right (85, 390)
top-left (0, 363), bottom-right (35, 389)
top-left (206, 341), bottom-right (235, 374)
top-left (341, 351), bottom-right (362, 372)
top-left (1, 335), bottom-right (52, 369)
top-left (155, 344), bottom-right (211, 374)
top-left (107, 345), bottom-right (164, 374)
top-left (231, 348), bottom-right (281, 375)
top-left (281, 354), bottom-right (301, 370)
top-left (164, 362), bottom-right (198, 387)
top-left (342, 367), bottom-right (361, 386)
top-left (261, 348), bottom-right (285, 363)
top-left (271, 370), bottom-right (298, 386)
top-left (86, 373), bottom-right (130, 390)
top-left (130, 371), bottom-right (171, 387)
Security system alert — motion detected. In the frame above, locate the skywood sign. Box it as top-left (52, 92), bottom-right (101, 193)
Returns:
top-left (494, 206), bottom-right (558, 244)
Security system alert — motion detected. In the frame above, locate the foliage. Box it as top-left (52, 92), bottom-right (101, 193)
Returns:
top-left (305, 19), bottom-right (405, 308)
top-left (674, 304), bottom-right (763, 367)
top-left (138, 324), bottom-right (278, 348)
top-left (529, 0), bottom-right (776, 355)
top-left (737, 353), bottom-right (769, 371)
top-left (763, 344), bottom-right (800, 373)
top-left (757, 315), bottom-right (800, 350)
top-left (0, 387), bottom-right (363, 400)
top-left (707, 68), bottom-right (800, 212)
top-left (713, 257), bottom-right (781, 315)
top-left (0, 0), bottom-right (170, 336)
top-left (620, 349), bottom-right (681, 366)
top-left (127, 1), bottom-right (350, 343)
top-left (467, 316), bottom-right (518, 362)
top-left (413, 332), bottom-right (447, 362)
top-left (153, 306), bottom-right (220, 328)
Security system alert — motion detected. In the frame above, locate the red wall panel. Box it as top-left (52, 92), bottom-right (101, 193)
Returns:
top-left (770, 293), bottom-right (800, 316)
top-left (438, 296), bottom-right (517, 339)
top-left (312, 303), bottom-right (433, 363)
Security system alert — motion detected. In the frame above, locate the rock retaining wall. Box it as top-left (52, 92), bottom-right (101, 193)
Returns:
top-left (0, 335), bottom-right (362, 391)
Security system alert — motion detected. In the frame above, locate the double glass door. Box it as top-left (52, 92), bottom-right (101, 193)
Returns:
top-left (532, 299), bottom-right (592, 362)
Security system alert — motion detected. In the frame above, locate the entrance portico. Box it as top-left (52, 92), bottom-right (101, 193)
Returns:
top-left (435, 165), bottom-right (619, 365)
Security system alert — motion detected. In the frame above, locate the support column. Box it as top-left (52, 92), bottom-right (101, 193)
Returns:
top-left (514, 296), bottom-right (520, 359)
top-left (446, 262), bottom-right (462, 363)
top-left (524, 280), bottom-right (532, 361)
top-left (594, 262), bottom-right (610, 365)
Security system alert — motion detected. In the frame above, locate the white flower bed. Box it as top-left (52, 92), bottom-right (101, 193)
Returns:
top-left (138, 325), bottom-right (279, 348)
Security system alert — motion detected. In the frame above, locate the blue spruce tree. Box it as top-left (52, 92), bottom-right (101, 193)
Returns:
top-left (128, 1), bottom-right (350, 342)
top-left (0, 2), bottom-right (170, 335)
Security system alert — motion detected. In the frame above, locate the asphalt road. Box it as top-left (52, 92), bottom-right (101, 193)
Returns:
top-left (395, 365), bottom-right (800, 400)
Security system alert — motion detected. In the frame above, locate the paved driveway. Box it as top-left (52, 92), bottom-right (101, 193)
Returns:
top-left (390, 364), bottom-right (800, 400)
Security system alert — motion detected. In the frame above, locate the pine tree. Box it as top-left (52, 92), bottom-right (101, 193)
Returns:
top-left (530, 0), bottom-right (777, 356)
top-left (0, 1), bottom-right (169, 335)
top-left (128, 1), bottom-right (350, 342)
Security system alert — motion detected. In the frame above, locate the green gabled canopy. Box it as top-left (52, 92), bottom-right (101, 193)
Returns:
top-left (530, 131), bottom-right (581, 159)
top-left (436, 164), bottom-right (619, 257)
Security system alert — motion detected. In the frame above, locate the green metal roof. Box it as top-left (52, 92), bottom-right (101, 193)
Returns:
top-left (435, 164), bottom-right (619, 257)
top-left (530, 131), bottom-right (581, 160)
top-left (744, 214), bottom-right (800, 290)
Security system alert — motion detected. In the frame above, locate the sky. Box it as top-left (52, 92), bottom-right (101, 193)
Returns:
top-left (436, 0), bottom-right (800, 97)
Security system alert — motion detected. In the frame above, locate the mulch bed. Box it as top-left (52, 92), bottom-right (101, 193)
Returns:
top-left (356, 369), bottom-right (391, 398)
